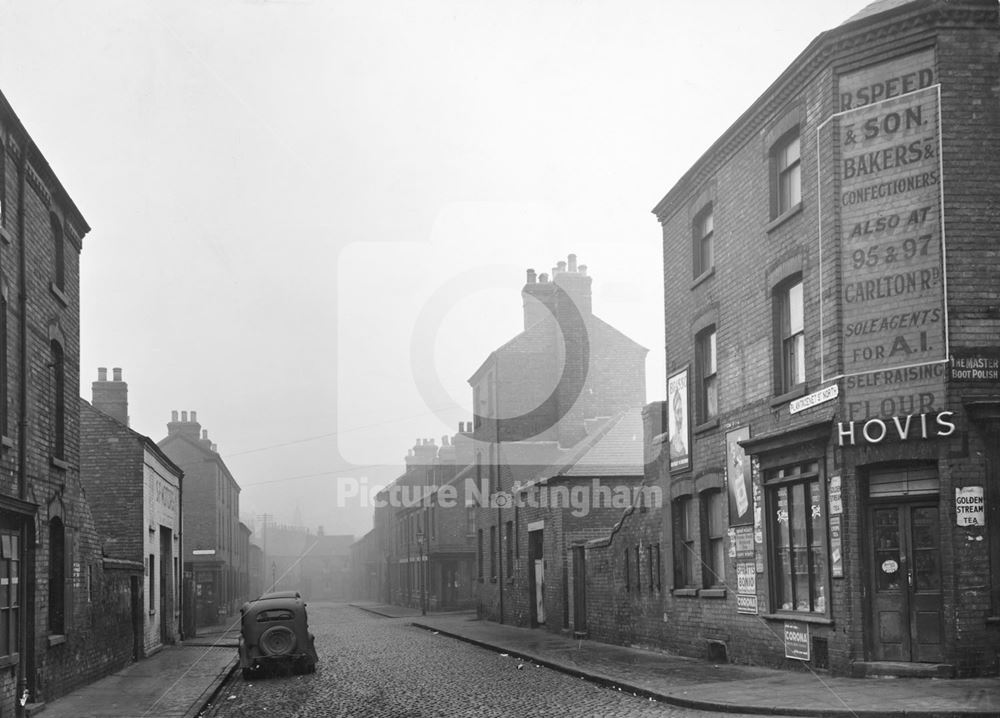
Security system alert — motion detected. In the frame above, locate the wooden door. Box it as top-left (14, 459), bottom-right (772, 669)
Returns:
top-left (869, 502), bottom-right (943, 662)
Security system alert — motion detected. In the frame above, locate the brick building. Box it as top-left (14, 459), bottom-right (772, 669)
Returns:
top-left (159, 411), bottom-right (247, 628)
top-left (502, 408), bottom-right (648, 634)
top-left (472, 256), bottom-right (647, 626)
top-left (373, 430), bottom-right (477, 612)
top-left (80, 367), bottom-right (183, 656)
top-left (646, 0), bottom-right (1000, 677)
top-left (0, 88), bottom-right (146, 714)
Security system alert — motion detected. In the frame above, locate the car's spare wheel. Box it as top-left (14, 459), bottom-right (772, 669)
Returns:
top-left (259, 626), bottom-right (297, 656)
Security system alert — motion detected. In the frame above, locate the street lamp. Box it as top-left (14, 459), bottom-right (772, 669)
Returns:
top-left (416, 531), bottom-right (427, 616)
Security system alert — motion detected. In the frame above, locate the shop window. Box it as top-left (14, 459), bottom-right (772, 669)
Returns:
top-left (701, 489), bottom-right (726, 587)
top-left (696, 327), bottom-right (718, 423)
top-left (766, 461), bottom-right (827, 614)
top-left (693, 204), bottom-right (714, 278)
top-left (0, 523), bottom-right (20, 658)
top-left (775, 275), bottom-right (805, 395)
top-left (772, 128), bottom-right (801, 218)
top-left (672, 496), bottom-right (696, 589)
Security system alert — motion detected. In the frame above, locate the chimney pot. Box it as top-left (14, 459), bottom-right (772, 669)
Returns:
top-left (191, 410), bottom-right (198, 423)
top-left (539, 273), bottom-right (549, 283)
top-left (557, 260), bottom-right (567, 273)
top-left (171, 410), bottom-right (178, 422)
top-left (202, 429), bottom-right (209, 440)
top-left (568, 254), bottom-right (577, 272)
top-left (210, 443), bottom-right (217, 452)
top-left (98, 367), bottom-right (108, 382)
top-left (112, 367), bottom-right (122, 382)
top-left (181, 411), bottom-right (188, 422)
top-left (526, 268), bottom-right (536, 284)
top-left (579, 264), bottom-right (587, 276)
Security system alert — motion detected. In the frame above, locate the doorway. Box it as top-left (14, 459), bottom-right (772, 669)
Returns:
top-left (866, 466), bottom-right (943, 663)
top-left (572, 546), bottom-right (587, 636)
top-left (528, 529), bottom-right (545, 626)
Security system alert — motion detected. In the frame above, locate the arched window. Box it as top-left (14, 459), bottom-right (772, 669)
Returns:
top-left (50, 340), bottom-right (65, 459)
top-left (48, 517), bottom-right (65, 633)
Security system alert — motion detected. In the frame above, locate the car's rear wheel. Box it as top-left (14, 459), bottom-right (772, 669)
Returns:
top-left (259, 626), bottom-right (297, 656)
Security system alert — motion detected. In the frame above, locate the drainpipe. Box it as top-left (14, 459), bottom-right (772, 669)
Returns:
top-left (15, 138), bottom-right (31, 716)
top-left (495, 367), bottom-right (503, 625)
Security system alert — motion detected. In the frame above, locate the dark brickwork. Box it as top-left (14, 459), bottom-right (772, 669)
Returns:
top-left (0, 89), bottom-right (146, 713)
top-left (644, 0), bottom-right (1000, 678)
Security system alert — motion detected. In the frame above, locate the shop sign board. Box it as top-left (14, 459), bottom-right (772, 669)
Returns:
top-left (950, 349), bottom-right (1000, 382)
top-left (737, 594), bottom-right (758, 615)
top-left (830, 515), bottom-right (844, 578)
top-left (784, 621), bottom-right (811, 661)
top-left (955, 486), bottom-right (985, 526)
top-left (828, 475), bottom-right (843, 515)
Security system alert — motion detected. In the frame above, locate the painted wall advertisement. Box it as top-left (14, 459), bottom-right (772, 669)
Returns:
top-left (726, 427), bottom-right (753, 526)
top-left (667, 368), bottom-right (690, 472)
top-left (821, 49), bottom-right (948, 427)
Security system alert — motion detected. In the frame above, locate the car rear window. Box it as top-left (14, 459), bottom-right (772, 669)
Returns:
top-left (256, 609), bottom-right (294, 622)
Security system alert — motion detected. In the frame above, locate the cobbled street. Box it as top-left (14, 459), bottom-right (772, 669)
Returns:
top-left (202, 604), bottom-right (779, 718)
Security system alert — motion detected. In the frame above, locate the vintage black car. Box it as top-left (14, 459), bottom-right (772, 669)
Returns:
top-left (239, 593), bottom-right (318, 678)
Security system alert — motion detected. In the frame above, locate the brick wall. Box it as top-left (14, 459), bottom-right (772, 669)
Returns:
top-left (647, 0), bottom-right (1000, 677)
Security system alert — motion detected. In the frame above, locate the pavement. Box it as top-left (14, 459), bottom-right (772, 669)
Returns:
top-left (31, 618), bottom-right (240, 718)
top-left (350, 603), bottom-right (1000, 717)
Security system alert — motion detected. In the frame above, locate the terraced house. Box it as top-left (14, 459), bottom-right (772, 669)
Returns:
top-left (0, 89), bottom-right (145, 715)
top-left (644, 0), bottom-right (1000, 677)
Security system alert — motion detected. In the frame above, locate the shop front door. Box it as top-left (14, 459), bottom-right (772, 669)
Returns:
top-left (869, 502), bottom-right (943, 662)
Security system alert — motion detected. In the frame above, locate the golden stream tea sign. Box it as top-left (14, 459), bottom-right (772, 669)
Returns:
top-left (823, 51), bottom-right (948, 422)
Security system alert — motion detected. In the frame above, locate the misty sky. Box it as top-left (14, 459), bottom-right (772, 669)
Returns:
top-left (0, 0), bottom-right (874, 538)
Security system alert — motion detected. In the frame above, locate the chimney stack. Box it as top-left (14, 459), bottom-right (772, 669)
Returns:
top-left (91, 366), bottom-right (129, 426)
top-left (167, 409), bottom-right (202, 441)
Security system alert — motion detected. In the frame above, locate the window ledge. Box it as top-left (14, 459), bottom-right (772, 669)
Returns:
top-left (691, 267), bottom-right (715, 290)
top-left (50, 456), bottom-right (70, 471)
top-left (672, 588), bottom-right (699, 597)
top-left (694, 418), bottom-right (719, 435)
top-left (48, 634), bottom-right (66, 647)
top-left (771, 384), bottom-right (807, 408)
top-left (0, 225), bottom-right (11, 245)
top-left (761, 612), bottom-right (833, 626)
top-left (700, 588), bottom-right (727, 599)
top-left (1, 435), bottom-right (12, 450)
top-left (50, 282), bottom-right (69, 307)
top-left (0, 652), bottom-right (18, 668)
top-left (986, 616), bottom-right (1000, 625)
top-left (766, 202), bottom-right (803, 233)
